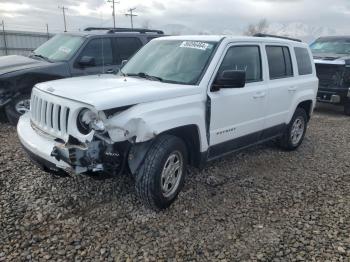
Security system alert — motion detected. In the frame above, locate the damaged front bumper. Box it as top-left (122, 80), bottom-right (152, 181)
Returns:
top-left (17, 113), bottom-right (127, 175)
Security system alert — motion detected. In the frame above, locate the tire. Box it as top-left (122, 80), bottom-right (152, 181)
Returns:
top-left (135, 135), bottom-right (188, 211)
top-left (344, 102), bottom-right (350, 116)
top-left (279, 108), bottom-right (308, 151)
top-left (5, 94), bottom-right (31, 125)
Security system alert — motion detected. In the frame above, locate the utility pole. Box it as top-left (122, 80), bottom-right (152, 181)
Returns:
top-left (125, 8), bottom-right (137, 30)
top-left (46, 23), bottom-right (50, 40)
top-left (107, 0), bottom-right (120, 29)
top-left (58, 6), bottom-right (68, 32)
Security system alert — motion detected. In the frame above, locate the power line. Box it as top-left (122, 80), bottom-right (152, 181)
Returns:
top-left (125, 8), bottom-right (138, 30)
top-left (58, 6), bottom-right (68, 32)
top-left (107, 0), bottom-right (120, 29)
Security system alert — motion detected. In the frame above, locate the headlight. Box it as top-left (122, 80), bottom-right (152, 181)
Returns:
top-left (77, 109), bottom-right (105, 135)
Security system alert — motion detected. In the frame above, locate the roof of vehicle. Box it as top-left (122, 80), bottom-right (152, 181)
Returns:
top-left (62, 28), bottom-right (164, 38)
top-left (156, 35), bottom-right (307, 45)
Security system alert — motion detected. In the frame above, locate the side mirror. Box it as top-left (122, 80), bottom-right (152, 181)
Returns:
top-left (78, 56), bottom-right (95, 67)
top-left (212, 70), bottom-right (246, 91)
top-left (121, 60), bottom-right (128, 68)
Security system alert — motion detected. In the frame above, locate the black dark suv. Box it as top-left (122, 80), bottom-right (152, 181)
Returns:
top-left (311, 36), bottom-right (350, 115)
top-left (0, 27), bottom-right (164, 124)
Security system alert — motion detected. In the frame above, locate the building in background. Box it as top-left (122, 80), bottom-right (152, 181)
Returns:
top-left (0, 30), bottom-right (53, 56)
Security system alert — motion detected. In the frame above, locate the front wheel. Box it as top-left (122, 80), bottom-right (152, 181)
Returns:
top-left (135, 135), bottom-right (188, 210)
top-left (279, 108), bottom-right (308, 151)
top-left (5, 94), bottom-right (31, 125)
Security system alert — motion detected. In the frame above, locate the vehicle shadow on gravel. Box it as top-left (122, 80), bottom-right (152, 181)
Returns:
top-left (314, 102), bottom-right (345, 116)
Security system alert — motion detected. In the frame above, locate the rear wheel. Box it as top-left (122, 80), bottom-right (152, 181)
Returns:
top-left (5, 94), bottom-right (30, 125)
top-left (279, 108), bottom-right (308, 151)
top-left (135, 135), bottom-right (187, 210)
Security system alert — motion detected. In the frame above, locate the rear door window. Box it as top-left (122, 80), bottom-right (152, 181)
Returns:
top-left (266, 46), bottom-right (293, 79)
top-left (294, 47), bottom-right (313, 75)
top-left (114, 37), bottom-right (143, 63)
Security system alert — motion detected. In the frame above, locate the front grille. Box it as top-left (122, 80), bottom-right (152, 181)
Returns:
top-left (30, 93), bottom-right (70, 137)
top-left (315, 64), bottom-right (345, 88)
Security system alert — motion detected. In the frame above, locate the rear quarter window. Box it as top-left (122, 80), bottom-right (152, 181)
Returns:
top-left (294, 47), bottom-right (313, 75)
top-left (114, 37), bottom-right (143, 63)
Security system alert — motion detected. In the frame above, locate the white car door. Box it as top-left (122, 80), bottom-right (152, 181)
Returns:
top-left (208, 43), bottom-right (268, 158)
top-left (264, 45), bottom-right (297, 128)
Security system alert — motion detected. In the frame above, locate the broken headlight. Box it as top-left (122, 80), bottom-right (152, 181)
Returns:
top-left (77, 108), bottom-right (105, 135)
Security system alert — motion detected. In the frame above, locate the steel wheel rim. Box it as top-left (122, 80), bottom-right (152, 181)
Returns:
top-left (15, 99), bottom-right (30, 114)
top-left (291, 116), bottom-right (305, 145)
top-left (161, 151), bottom-right (183, 198)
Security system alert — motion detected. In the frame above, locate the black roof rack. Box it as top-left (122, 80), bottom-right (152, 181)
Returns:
top-left (84, 27), bottom-right (164, 34)
top-left (254, 33), bottom-right (302, 42)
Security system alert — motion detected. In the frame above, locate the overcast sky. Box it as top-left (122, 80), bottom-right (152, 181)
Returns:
top-left (1, 0), bottom-right (350, 35)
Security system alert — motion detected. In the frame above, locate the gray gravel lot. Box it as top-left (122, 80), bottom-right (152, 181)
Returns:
top-left (1, 104), bottom-right (350, 261)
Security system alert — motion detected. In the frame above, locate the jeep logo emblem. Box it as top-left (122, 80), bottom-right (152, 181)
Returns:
top-left (47, 87), bottom-right (55, 92)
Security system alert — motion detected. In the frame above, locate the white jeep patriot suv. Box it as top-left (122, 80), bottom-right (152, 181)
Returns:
top-left (17, 35), bottom-right (318, 210)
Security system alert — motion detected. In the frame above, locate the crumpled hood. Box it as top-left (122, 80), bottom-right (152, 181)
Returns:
top-left (0, 55), bottom-right (48, 76)
top-left (35, 74), bottom-right (201, 110)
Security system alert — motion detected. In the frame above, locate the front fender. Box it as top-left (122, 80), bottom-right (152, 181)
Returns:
top-left (105, 95), bottom-right (208, 152)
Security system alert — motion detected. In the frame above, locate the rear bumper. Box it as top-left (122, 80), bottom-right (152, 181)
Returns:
top-left (17, 113), bottom-right (72, 172)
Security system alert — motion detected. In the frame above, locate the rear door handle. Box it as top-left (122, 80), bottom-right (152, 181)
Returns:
top-left (253, 91), bottom-right (266, 99)
top-left (288, 87), bottom-right (297, 92)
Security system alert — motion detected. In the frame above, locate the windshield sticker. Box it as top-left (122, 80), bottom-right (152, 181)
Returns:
top-left (180, 41), bottom-right (210, 51)
top-left (59, 46), bottom-right (72, 54)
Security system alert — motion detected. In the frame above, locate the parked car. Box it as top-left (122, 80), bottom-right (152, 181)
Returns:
top-left (311, 36), bottom-right (350, 115)
top-left (17, 34), bottom-right (318, 210)
top-left (0, 27), bottom-right (165, 124)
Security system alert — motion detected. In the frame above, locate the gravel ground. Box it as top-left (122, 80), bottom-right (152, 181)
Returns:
top-left (1, 104), bottom-right (350, 261)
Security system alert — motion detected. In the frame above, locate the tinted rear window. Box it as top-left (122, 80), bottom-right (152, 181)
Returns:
top-left (266, 46), bottom-right (293, 79)
top-left (294, 47), bottom-right (313, 75)
top-left (114, 37), bottom-right (143, 63)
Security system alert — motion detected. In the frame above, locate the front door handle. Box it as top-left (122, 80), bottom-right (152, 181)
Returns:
top-left (253, 91), bottom-right (266, 99)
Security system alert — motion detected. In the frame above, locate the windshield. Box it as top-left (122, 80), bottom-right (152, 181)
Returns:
top-left (310, 38), bottom-right (350, 55)
top-left (121, 40), bottom-right (217, 85)
top-left (33, 34), bottom-right (84, 62)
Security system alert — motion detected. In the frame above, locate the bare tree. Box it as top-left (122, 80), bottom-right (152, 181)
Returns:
top-left (142, 19), bottom-right (151, 29)
top-left (244, 19), bottom-right (269, 36)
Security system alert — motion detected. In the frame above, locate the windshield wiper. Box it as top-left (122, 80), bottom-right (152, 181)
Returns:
top-left (30, 53), bottom-right (52, 62)
top-left (126, 72), bottom-right (163, 82)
